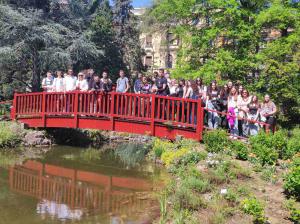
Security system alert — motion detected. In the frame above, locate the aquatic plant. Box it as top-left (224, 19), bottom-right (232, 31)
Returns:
top-left (114, 143), bottom-right (149, 168)
top-left (0, 122), bottom-right (23, 148)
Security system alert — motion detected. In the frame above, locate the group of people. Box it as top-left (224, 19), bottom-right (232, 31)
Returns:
top-left (42, 68), bottom-right (277, 138)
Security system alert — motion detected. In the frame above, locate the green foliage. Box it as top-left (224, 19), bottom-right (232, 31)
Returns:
top-left (284, 156), bottom-right (300, 198)
top-left (284, 198), bottom-right (300, 223)
top-left (146, 0), bottom-right (300, 125)
top-left (0, 122), bottom-right (23, 148)
top-left (231, 141), bottom-right (249, 160)
top-left (203, 130), bottom-right (229, 153)
top-left (178, 151), bottom-right (207, 166)
top-left (161, 147), bottom-right (189, 167)
top-left (250, 132), bottom-right (279, 166)
top-left (287, 128), bottom-right (300, 159)
top-left (260, 166), bottom-right (278, 184)
top-left (241, 197), bottom-right (267, 224)
top-left (152, 138), bottom-right (175, 158)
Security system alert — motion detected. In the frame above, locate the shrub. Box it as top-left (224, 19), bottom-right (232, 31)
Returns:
top-left (152, 138), bottom-right (175, 158)
top-left (178, 151), bottom-right (207, 166)
top-left (0, 122), bottom-right (23, 148)
top-left (231, 141), bottom-right (249, 160)
top-left (284, 156), bottom-right (300, 198)
top-left (272, 130), bottom-right (288, 159)
top-left (241, 197), bottom-right (267, 224)
top-left (284, 198), bottom-right (300, 223)
top-left (183, 176), bottom-right (210, 193)
top-left (250, 132), bottom-right (279, 166)
top-left (161, 147), bottom-right (189, 167)
top-left (203, 130), bottom-right (229, 153)
top-left (286, 128), bottom-right (300, 159)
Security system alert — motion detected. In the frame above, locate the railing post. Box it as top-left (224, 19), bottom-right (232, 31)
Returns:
top-left (150, 94), bottom-right (156, 136)
top-left (74, 91), bottom-right (79, 128)
top-left (196, 98), bottom-right (204, 141)
top-left (42, 92), bottom-right (46, 127)
top-left (110, 92), bottom-right (115, 131)
top-left (10, 93), bottom-right (17, 120)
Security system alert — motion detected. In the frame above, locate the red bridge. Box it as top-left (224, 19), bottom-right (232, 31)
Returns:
top-left (10, 91), bottom-right (204, 141)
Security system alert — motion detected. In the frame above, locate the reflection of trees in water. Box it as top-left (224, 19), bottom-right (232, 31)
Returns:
top-left (114, 143), bottom-right (150, 168)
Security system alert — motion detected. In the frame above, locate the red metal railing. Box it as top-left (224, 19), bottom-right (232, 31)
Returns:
top-left (11, 91), bottom-right (204, 140)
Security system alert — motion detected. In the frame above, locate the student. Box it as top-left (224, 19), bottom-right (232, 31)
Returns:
top-left (237, 89), bottom-right (251, 137)
top-left (260, 94), bottom-right (277, 132)
top-left (155, 69), bottom-right (168, 96)
top-left (227, 87), bottom-right (239, 138)
top-left (140, 76), bottom-right (152, 94)
top-left (116, 70), bottom-right (130, 93)
top-left (100, 71), bottom-right (112, 93)
top-left (134, 73), bottom-right (143, 94)
top-left (220, 84), bottom-right (229, 128)
top-left (76, 73), bottom-right (88, 91)
top-left (196, 78), bottom-right (207, 101)
top-left (247, 95), bottom-right (260, 136)
top-left (64, 69), bottom-right (77, 92)
top-left (206, 82), bottom-right (221, 129)
top-left (42, 72), bottom-right (54, 92)
top-left (86, 69), bottom-right (95, 90)
top-left (90, 75), bottom-right (102, 92)
top-left (169, 79), bottom-right (178, 97)
top-left (52, 71), bottom-right (65, 92)
top-left (238, 85), bottom-right (243, 96)
top-left (175, 79), bottom-right (184, 98)
top-left (184, 80), bottom-right (193, 99)
top-left (227, 81), bottom-right (233, 93)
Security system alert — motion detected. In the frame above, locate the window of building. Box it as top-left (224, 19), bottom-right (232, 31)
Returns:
top-left (145, 35), bottom-right (153, 47)
top-left (166, 54), bottom-right (173, 68)
top-left (145, 56), bottom-right (153, 68)
top-left (167, 33), bottom-right (179, 46)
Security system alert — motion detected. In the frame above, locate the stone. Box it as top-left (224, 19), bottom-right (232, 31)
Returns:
top-left (23, 131), bottom-right (52, 147)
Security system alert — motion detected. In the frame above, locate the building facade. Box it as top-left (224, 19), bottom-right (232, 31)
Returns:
top-left (133, 8), bottom-right (180, 72)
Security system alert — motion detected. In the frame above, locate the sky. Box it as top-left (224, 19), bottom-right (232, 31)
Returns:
top-left (109, 0), bottom-right (153, 8)
top-left (132, 0), bottom-right (153, 7)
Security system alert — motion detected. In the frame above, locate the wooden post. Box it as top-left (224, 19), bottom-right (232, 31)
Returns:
top-left (42, 92), bottom-right (46, 127)
top-left (196, 99), bottom-right (204, 141)
top-left (74, 91), bottom-right (79, 128)
top-left (110, 92), bottom-right (115, 131)
top-left (150, 94), bottom-right (156, 136)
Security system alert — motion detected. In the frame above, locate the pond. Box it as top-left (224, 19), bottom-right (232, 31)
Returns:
top-left (0, 144), bottom-right (168, 224)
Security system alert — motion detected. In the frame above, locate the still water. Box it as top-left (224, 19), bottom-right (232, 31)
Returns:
top-left (0, 144), bottom-right (168, 224)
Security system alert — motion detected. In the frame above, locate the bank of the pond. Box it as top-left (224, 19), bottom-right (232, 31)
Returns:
top-left (0, 121), bottom-right (153, 149)
top-left (150, 130), bottom-right (300, 224)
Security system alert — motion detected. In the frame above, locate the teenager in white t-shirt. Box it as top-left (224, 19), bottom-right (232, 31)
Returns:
top-left (76, 73), bottom-right (88, 91)
top-left (64, 69), bottom-right (77, 92)
top-left (42, 72), bottom-right (54, 92)
top-left (52, 71), bottom-right (65, 92)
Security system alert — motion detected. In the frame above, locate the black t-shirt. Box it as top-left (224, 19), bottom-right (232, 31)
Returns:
top-left (92, 81), bottom-right (102, 91)
top-left (177, 86), bottom-right (184, 98)
top-left (156, 77), bottom-right (168, 96)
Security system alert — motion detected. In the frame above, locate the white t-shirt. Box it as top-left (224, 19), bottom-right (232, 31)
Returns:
top-left (64, 75), bottom-right (77, 92)
top-left (237, 95), bottom-right (251, 118)
top-left (42, 77), bottom-right (54, 92)
top-left (52, 77), bottom-right (65, 92)
top-left (228, 96), bottom-right (238, 108)
top-left (76, 79), bottom-right (88, 91)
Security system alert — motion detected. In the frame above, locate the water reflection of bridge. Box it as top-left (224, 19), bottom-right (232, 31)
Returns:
top-left (9, 160), bottom-right (155, 217)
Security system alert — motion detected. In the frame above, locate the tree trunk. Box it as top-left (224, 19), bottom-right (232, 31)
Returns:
top-left (31, 49), bottom-right (41, 92)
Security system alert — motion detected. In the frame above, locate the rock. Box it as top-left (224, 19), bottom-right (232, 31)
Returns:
top-left (23, 131), bottom-right (52, 147)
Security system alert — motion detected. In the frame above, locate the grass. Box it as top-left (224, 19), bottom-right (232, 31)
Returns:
top-left (0, 122), bottom-right (23, 148)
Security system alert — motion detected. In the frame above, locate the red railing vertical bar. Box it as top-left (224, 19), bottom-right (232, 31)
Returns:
top-left (74, 91), bottom-right (79, 128)
top-left (11, 93), bottom-right (17, 120)
top-left (42, 92), bottom-right (46, 127)
top-left (110, 92), bottom-right (115, 131)
top-left (196, 99), bottom-right (204, 141)
top-left (150, 94), bottom-right (156, 136)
